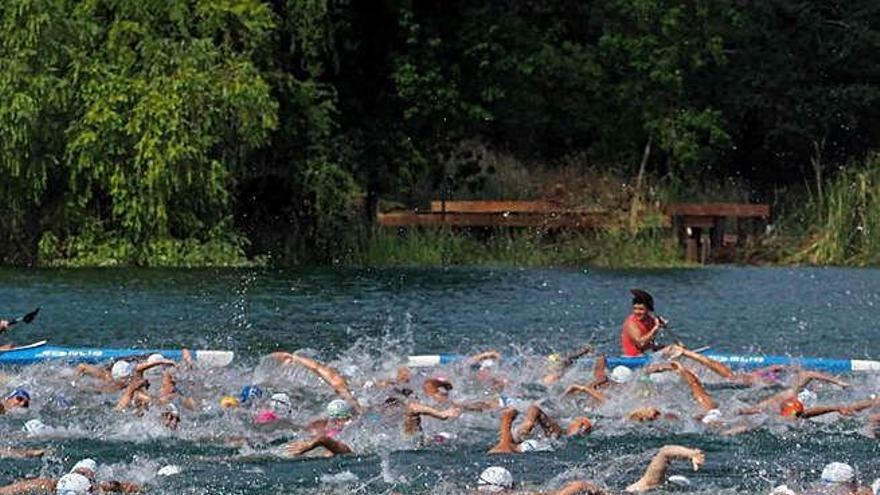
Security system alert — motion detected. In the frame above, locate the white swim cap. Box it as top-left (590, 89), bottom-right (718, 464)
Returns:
top-left (702, 409), bottom-right (723, 424)
top-left (270, 393), bottom-right (291, 410)
top-left (519, 439), bottom-right (553, 452)
top-left (797, 388), bottom-right (818, 407)
top-left (157, 465), bottom-right (182, 477)
top-left (478, 466), bottom-right (514, 492)
top-left (609, 366), bottom-right (633, 384)
top-left (24, 419), bottom-right (48, 435)
top-left (163, 403), bottom-right (180, 418)
top-left (146, 353), bottom-right (165, 364)
top-left (111, 360), bottom-right (134, 380)
top-left (71, 458), bottom-right (97, 475)
top-left (326, 399), bottom-right (352, 419)
top-left (668, 475), bottom-right (691, 487)
top-left (56, 473), bottom-right (91, 494)
top-left (821, 462), bottom-right (855, 484)
top-left (769, 485), bottom-right (797, 495)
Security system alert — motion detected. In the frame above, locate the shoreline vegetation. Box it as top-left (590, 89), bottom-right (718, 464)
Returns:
top-left (34, 153), bottom-right (880, 269)
top-left (4, 2), bottom-right (880, 269)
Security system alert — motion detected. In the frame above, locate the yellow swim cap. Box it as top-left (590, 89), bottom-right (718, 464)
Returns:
top-left (547, 353), bottom-right (562, 364)
top-left (220, 395), bottom-right (240, 409)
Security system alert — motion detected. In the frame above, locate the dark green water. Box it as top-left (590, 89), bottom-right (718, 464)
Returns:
top-left (1, 267), bottom-right (879, 494)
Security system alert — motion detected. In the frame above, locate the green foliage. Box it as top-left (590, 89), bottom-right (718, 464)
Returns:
top-left (4, 0), bottom-right (880, 267)
top-left (793, 155), bottom-right (880, 266)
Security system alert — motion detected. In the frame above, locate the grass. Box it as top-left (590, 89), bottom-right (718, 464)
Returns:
top-left (790, 154), bottom-right (880, 266)
top-left (358, 227), bottom-right (687, 268)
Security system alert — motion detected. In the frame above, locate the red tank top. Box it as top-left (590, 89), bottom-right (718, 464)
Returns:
top-left (621, 314), bottom-right (652, 357)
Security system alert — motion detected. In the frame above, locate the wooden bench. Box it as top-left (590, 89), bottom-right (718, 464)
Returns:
top-left (667, 203), bottom-right (770, 262)
top-left (378, 200), bottom-right (609, 228)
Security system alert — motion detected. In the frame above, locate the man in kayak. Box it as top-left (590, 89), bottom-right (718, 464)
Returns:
top-left (621, 289), bottom-right (667, 357)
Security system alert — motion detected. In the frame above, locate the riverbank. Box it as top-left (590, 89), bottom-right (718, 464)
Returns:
top-left (29, 154), bottom-right (880, 269)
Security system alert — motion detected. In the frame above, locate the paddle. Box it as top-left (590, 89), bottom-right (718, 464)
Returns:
top-left (4, 307), bottom-right (40, 328)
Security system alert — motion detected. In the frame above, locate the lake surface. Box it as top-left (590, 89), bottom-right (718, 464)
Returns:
top-left (1, 266), bottom-right (879, 494)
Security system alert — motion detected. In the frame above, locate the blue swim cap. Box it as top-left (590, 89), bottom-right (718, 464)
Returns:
top-left (239, 385), bottom-right (263, 404)
top-left (6, 388), bottom-right (30, 401)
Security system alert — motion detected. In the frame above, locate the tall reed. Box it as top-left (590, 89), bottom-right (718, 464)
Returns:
top-left (794, 154), bottom-right (880, 265)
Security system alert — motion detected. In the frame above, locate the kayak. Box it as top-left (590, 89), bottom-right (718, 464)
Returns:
top-left (0, 342), bottom-right (234, 367)
top-left (407, 353), bottom-right (880, 374)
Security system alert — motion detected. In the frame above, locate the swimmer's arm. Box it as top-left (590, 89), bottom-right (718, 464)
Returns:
top-left (273, 353), bottom-right (363, 414)
top-left (74, 363), bottom-right (111, 381)
top-left (794, 371), bottom-right (849, 391)
top-left (114, 378), bottom-right (147, 411)
top-left (0, 448), bottom-right (45, 459)
top-left (561, 345), bottom-right (593, 368)
top-left (406, 402), bottom-right (461, 420)
top-left (593, 354), bottom-right (607, 383)
top-left (664, 345), bottom-right (734, 379)
top-left (625, 445), bottom-right (704, 492)
top-left (626, 407), bottom-right (661, 422)
top-left (673, 363), bottom-right (717, 412)
top-left (800, 405), bottom-right (849, 419)
top-left (563, 384), bottom-right (606, 402)
top-left (181, 348), bottom-right (194, 368)
top-left (836, 397), bottom-right (880, 416)
top-left (284, 435), bottom-right (352, 457)
top-left (0, 478), bottom-right (56, 494)
top-left (488, 407), bottom-right (519, 454)
top-left (516, 404), bottom-right (563, 440)
top-left (135, 359), bottom-right (175, 375)
top-left (550, 481), bottom-right (610, 495)
top-left (98, 480), bottom-right (141, 492)
top-left (469, 350), bottom-right (501, 363)
top-left (454, 399), bottom-right (497, 412)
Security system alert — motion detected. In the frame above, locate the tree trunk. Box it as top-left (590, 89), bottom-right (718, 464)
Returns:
top-left (629, 135), bottom-right (653, 232)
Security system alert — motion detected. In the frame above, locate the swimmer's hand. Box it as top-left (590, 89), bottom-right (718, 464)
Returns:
top-left (661, 344), bottom-right (685, 360)
top-left (0, 319), bottom-right (8, 332)
top-left (690, 450), bottom-right (705, 471)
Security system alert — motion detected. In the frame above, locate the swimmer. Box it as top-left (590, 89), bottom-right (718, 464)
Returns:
top-left (467, 350), bottom-right (508, 392)
top-left (543, 345), bottom-right (593, 385)
top-left (403, 402), bottom-right (462, 437)
top-left (282, 399), bottom-right (356, 457)
top-left (74, 356), bottom-right (175, 392)
top-left (564, 355), bottom-right (625, 402)
top-left (646, 361), bottom-right (717, 412)
top-left (421, 375), bottom-right (497, 412)
top-left (770, 462), bottom-right (873, 494)
top-left (270, 351), bottom-right (362, 414)
top-left (0, 458), bottom-right (140, 494)
top-left (474, 466), bottom-right (610, 494)
top-left (661, 344), bottom-right (796, 386)
top-left (625, 445), bottom-right (705, 492)
top-left (621, 289), bottom-right (667, 357)
top-left (1, 388), bottom-right (30, 413)
top-left (157, 369), bottom-right (197, 411)
top-left (737, 370), bottom-right (850, 416)
top-left (488, 406), bottom-right (592, 454)
top-left (161, 403), bottom-right (180, 430)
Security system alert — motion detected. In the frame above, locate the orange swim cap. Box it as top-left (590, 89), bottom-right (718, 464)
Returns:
top-left (780, 398), bottom-right (804, 417)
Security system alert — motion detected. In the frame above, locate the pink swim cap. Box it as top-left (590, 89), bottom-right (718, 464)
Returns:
top-left (254, 410), bottom-right (279, 424)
